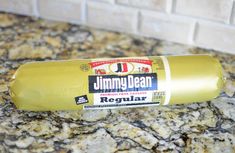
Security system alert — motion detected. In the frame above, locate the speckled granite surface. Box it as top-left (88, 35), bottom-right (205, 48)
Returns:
top-left (0, 13), bottom-right (235, 153)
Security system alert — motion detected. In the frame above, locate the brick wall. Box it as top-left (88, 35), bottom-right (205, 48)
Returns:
top-left (0, 0), bottom-right (235, 54)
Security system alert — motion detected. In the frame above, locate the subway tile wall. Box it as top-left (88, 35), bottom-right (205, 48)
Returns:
top-left (0, 0), bottom-right (234, 54)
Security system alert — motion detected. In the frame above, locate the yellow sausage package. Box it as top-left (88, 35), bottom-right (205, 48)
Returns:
top-left (10, 55), bottom-right (224, 111)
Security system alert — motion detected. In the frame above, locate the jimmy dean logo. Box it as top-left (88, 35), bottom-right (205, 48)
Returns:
top-left (94, 62), bottom-right (134, 75)
top-left (109, 62), bottom-right (134, 75)
top-left (89, 73), bottom-right (157, 93)
top-left (89, 59), bottom-right (152, 75)
top-left (115, 63), bottom-right (128, 73)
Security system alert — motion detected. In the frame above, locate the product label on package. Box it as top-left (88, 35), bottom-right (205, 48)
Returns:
top-left (80, 57), bottom-right (167, 110)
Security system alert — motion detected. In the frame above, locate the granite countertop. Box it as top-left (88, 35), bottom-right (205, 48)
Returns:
top-left (0, 13), bottom-right (234, 153)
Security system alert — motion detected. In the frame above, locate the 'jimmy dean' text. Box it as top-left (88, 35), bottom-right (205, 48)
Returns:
top-left (89, 73), bottom-right (157, 93)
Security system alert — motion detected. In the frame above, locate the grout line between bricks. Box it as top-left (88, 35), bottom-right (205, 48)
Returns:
top-left (144, 9), bottom-right (234, 28)
top-left (81, 0), bottom-right (87, 24)
top-left (166, 0), bottom-right (173, 14)
top-left (112, 0), bottom-right (116, 4)
top-left (191, 21), bottom-right (199, 45)
top-left (173, 11), bottom-right (231, 25)
top-left (33, 0), bottom-right (39, 17)
top-left (90, 0), bottom-right (115, 4)
top-left (170, 0), bottom-right (177, 13)
top-left (135, 10), bottom-right (141, 35)
top-left (228, 0), bottom-right (235, 24)
top-left (193, 22), bottom-right (199, 44)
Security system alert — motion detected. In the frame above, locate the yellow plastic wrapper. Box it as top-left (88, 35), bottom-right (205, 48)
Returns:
top-left (10, 55), bottom-right (224, 111)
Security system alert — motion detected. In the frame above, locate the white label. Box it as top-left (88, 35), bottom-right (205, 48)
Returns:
top-left (84, 57), bottom-right (164, 110)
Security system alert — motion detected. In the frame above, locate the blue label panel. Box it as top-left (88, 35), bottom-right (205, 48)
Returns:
top-left (89, 73), bottom-right (157, 93)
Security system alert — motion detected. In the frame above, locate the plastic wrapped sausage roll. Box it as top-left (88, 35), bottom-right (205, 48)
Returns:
top-left (10, 55), bottom-right (224, 111)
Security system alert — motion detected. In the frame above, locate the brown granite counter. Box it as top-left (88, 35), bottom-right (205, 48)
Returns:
top-left (0, 13), bottom-right (234, 153)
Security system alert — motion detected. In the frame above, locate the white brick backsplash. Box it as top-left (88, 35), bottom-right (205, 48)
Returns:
top-left (0, 0), bottom-right (34, 16)
top-left (0, 0), bottom-right (235, 54)
top-left (38, 0), bottom-right (82, 23)
top-left (140, 11), bottom-right (194, 44)
top-left (195, 22), bottom-right (235, 54)
top-left (175, 0), bottom-right (233, 23)
top-left (116, 0), bottom-right (167, 11)
top-left (87, 1), bottom-right (138, 33)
